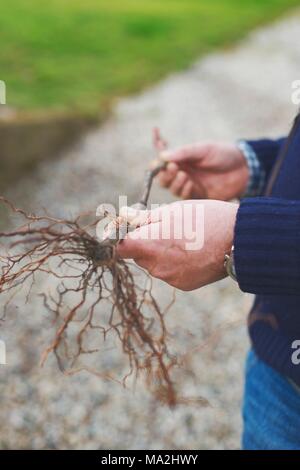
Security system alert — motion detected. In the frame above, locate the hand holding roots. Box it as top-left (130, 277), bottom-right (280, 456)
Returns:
top-left (0, 129), bottom-right (190, 406)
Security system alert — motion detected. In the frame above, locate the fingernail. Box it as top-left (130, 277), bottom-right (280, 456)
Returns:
top-left (160, 150), bottom-right (171, 161)
top-left (126, 207), bottom-right (138, 216)
top-left (120, 206), bottom-right (138, 219)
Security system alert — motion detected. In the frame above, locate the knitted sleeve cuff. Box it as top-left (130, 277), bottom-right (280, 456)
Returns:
top-left (236, 140), bottom-right (266, 197)
top-left (244, 137), bottom-right (287, 187)
top-left (234, 197), bottom-right (300, 295)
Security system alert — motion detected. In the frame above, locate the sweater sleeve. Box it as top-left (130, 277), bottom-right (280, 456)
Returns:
top-left (234, 197), bottom-right (300, 295)
top-left (245, 138), bottom-right (286, 189)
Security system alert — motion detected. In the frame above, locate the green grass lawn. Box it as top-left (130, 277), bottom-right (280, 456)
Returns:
top-left (0, 0), bottom-right (298, 113)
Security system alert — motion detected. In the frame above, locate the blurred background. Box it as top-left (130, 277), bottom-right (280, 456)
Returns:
top-left (0, 0), bottom-right (299, 449)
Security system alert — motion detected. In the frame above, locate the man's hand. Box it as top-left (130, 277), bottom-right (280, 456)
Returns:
top-left (116, 200), bottom-right (238, 291)
top-left (158, 142), bottom-right (249, 201)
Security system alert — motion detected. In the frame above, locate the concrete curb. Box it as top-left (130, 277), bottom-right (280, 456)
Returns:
top-left (0, 109), bottom-right (106, 188)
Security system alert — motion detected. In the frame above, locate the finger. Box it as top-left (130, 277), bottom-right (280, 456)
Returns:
top-left (117, 237), bottom-right (147, 260)
top-left (102, 219), bottom-right (117, 240)
top-left (119, 206), bottom-right (150, 228)
top-left (160, 143), bottom-right (210, 163)
top-left (169, 171), bottom-right (189, 196)
top-left (116, 222), bottom-right (160, 259)
top-left (102, 214), bottom-right (127, 241)
top-left (119, 205), bottom-right (166, 229)
top-left (158, 162), bottom-right (178, 188)
top-left (179, 180), bottom-right (194, 200)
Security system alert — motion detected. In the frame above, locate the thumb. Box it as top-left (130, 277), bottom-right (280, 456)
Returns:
top-left (119, 205), bottom-right (165, 227)
top-left (160, 143), bottom-right (209, 163)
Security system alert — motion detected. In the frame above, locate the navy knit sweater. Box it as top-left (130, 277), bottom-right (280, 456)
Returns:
top-left (234, 117), bottom-right (300, 385)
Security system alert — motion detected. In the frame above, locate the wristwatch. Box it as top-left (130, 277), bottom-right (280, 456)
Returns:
top-left (224, 245), bottom-right (237, 282)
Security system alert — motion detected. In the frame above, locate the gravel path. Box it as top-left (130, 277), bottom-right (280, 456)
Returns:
top-left (0, 11), bottom-right (299, 450)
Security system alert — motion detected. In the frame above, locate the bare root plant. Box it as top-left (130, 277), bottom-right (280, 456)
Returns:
top-left (0, 129), bottom-right (191, 406)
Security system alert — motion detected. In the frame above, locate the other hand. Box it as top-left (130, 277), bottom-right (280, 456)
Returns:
top-left (158, 142), bottom-right (248, 201)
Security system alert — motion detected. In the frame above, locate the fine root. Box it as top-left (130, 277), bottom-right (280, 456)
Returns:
top-left (0, 129), bottom-right (209, 407)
